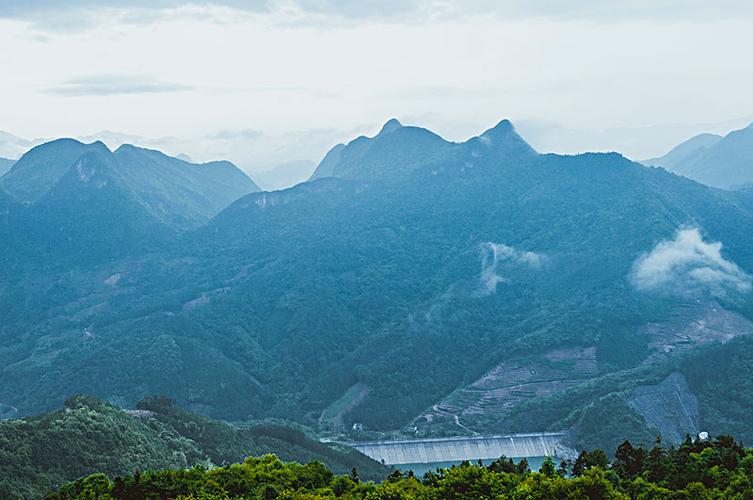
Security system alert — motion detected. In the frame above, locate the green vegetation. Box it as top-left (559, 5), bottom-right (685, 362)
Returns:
top-left (48, 435), bottom-right (753, 499)
top-left (4, 121), bottom-right (753, 462)
top-left (0, 396), bottom-right (387, 498)
top-left (682, 336), bottom-right (753, 444)
top-left (319, 383), bottom-right (371, 434)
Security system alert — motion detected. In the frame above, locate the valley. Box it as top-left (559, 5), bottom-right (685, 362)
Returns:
top-left (5, 2), bottom-right (753, 497)
top-left (4, 116), bottom-right (753, 496)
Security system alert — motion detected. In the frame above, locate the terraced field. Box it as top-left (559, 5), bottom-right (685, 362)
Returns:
top-left (642, 301), bottom-right (753, 363)
top-left (415, 346), bottom-right (598, 431)
top-left (413, 302), bottom-right (753, 436)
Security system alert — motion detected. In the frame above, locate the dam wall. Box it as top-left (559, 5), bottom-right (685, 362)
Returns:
top-left (351, 432), bottom-right (568, 465)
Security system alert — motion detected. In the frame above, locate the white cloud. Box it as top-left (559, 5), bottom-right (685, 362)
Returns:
top-left (5, 1), bottom-right (753, 27)
top-left (630, 228), bottom-right (751, 297)
top-left (3, 1), bottom-right (753, 161)
top-left (480, 242), bottom-right (543, 293)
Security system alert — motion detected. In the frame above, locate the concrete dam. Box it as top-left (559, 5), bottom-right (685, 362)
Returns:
top-left (351, 432), bottom-right (569, 465)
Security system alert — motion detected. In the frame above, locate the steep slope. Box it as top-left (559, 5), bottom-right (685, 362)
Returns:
top-left (0, 139), bottom-right (261, 268)
top-left (681, 336), bottom-right (753, 444)
top-left (29, 148), bottom-right (169, 259)
top-left (0, 157), bottom-right (14, 177)
top-left (643, 133), bottom-right (721, 175)
top-left (0, 395), bottom-right (387, 498)
top-left (112, 145), bottom-right (260, 227)
top-left (310, 143), bottom-right (346, 180)
top-left (310, 118), bottom-right (535, 182)
top-left (646, 124), bottom-right (753, 189)
top-left (0, 138), bottom-right (97, 203)
top-left (1, 139), bottom-right (259, 228)
top-left (1, 144), bottom-right (171, 268)
top-left (4, 119), bottom-right (753, 455)
top-left (309, 118), bottom-right (456, 180)
top-left (170, 143), bottom-right (753, 432)
top-left (0, 188), bottom-right (19, 261)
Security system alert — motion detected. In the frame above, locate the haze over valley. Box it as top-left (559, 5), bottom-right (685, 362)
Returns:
top-left (4, 1), bottom-right (753, 498)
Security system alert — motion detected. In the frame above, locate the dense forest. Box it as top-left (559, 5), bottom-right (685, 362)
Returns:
top-left (5, 120), bottom-right (753, 480)
top-left (48, 435), bottom-right (753, 499)
top-left (0, 396), bottom-right (387, 498)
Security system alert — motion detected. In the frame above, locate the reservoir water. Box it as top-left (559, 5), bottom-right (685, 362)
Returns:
top-left (396, 456), bottom-right (550, 476)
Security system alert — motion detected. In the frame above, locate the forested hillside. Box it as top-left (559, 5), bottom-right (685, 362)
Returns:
top-left (0, 396), bottom-right (387, 498)
top-left (0, 157), bottom-right (13, 177)
top-left (49, 435), bottom-right (753, 499)
top-left (3, 119), bottom-right (753, 458)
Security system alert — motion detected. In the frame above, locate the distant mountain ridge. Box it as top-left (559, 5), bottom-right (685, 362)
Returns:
top-left (310, 118), bottom-right (536, 181)
top-left (1, 139), bottom-right (260, 227)
top-left (0, 130), bottom-right (39, 159)
top-left (110, 143), bottom-right (260, 227)
top-left (4, 116), bottom-right (753, 462)
top-left (253, 160), bottom-right (317, 191)
top-left (645, 122), bottom-right (753, 189)
top-left (0, 139), bottom-right (260, 266)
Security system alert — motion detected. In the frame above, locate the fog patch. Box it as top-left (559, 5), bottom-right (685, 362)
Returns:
top-left (631, 228), bottom-right (751, 298)
top-left (104, 273), bottom-right (122, 286)
top-left (480, 242), bottom-right (543, 294)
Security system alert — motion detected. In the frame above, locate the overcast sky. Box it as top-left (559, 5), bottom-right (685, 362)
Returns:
top-left (1, 1), bottom-right (753, 170)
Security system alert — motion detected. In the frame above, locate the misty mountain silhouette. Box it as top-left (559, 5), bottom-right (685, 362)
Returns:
top-left (3, 118), bottom-right (753, 458)
top-left (646, 123), bottom-right (753, 189)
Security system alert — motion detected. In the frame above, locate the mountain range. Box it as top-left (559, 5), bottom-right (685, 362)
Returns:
top-left (0, 139), bottom-right (259, 266)
top-left (0, 128), bottom-right (347, 191)
top-left (645, 122), bottom-right (753, 189)
top-left (3, 117), bottom-right (753, 461)
top-left (1, 139), bottom-right (259, 224)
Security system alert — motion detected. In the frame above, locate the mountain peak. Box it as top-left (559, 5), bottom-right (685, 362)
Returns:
top-left (474, 118), bottom-right (537, 156)
top-left (378, 118), bottom-right (403, 135)
top-left (0, 138), bottom-right (111, 203)
top-left (480, 119), bottom-right (515, 139)
top-left (113, 143), bottom-right (137, 154)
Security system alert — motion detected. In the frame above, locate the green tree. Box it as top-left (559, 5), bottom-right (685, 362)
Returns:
top-left (540, 457), bottom-right (557, 477)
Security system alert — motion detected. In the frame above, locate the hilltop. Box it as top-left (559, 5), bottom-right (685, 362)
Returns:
top-left (3, 117), bottom-right (753, 461)
top-left (0, 396), bottom-right (387, 498)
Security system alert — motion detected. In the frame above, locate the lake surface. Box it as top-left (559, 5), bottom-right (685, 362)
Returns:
top-left (396, 456), bottom-right (551, 476)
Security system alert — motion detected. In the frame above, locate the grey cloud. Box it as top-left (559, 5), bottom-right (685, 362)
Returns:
top-left (48, 75), bottom-right (193, 96)
top-left (290, 0), bottom-right (420, 19)
top-left (630, 228), bottom-right (752, 298)
top-left (0, 1), bottom-right (268, 18)
top-left (5, 0), bottom-right (753, 30)
top-left (0, 1), bottom-right (268, 31)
